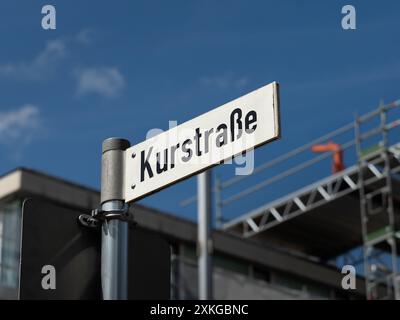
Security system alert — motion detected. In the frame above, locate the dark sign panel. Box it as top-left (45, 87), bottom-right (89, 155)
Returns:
top-left (19, 198), bottom-right (170, 300)
top-left (127, 226), bottom-right (171, 300)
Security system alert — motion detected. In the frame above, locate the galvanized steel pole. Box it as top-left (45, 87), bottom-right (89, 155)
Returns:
top-left (100, 138), bottom-right (130, 300)
top-left (197, 170), bottom-right (213, 300)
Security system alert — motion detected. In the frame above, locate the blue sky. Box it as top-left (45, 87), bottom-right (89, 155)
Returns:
top-left (0, 1), bottom-right (400, 224)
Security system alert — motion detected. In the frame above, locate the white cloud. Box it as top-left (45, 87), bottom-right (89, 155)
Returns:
top-left (76, 67), bottom-right (125, 98)
top-left (200, 74), bottom-right (249, 90)
top-left (0, 105), bottom-right (40, 145)
top-left (75, 29), bottom-right (95, 46)
top-left (0, 40), bottom-right (66, 80)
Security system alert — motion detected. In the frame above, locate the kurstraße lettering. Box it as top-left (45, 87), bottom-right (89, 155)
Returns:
top-left (140, 108), bottom-right (257, 182)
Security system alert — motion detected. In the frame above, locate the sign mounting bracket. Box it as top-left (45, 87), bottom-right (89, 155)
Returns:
top-left (78, 205), bottom-right (134, 229)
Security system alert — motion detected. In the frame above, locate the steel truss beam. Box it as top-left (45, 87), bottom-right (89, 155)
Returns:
top-left (222, 144), bottom-right (400, 238)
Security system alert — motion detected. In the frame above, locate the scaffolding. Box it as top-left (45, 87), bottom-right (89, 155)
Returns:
top-left (181, 99), bottom-right (400, 299)
top-left (355, 102), bottom-right (400, 299)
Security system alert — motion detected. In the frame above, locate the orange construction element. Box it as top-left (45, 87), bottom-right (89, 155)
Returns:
top-left (311, 141), bottom-right (345, 174)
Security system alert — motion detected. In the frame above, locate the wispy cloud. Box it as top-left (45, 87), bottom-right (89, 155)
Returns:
top-left (75, 67), bottom-right (125, 98)
top-left (200, 74), bottom-right (249, 90)
top-left (0, 28), bottom-right (96, 82)
top-left (75, 29), bottom-right (95, 46)
top-left (0, 40), bottom-right (66, 81)
top-left (0, 105), bottom-right (40, 146)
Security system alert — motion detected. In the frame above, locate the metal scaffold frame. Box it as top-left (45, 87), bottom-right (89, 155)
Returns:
top-left (355, 102), bottom-right (400, 300)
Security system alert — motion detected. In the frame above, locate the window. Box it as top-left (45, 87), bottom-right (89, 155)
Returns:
top-left (0, 200), bottom-right (22, 288)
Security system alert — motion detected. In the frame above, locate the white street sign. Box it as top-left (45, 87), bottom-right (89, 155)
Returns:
top-left (124, 81), bottom-right (280, 203)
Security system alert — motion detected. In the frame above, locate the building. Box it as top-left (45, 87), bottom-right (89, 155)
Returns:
top-left (0, 167), bottom-right (365, 300)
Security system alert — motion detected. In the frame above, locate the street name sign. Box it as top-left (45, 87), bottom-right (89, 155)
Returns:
top-left (125, 81), bottom-right (280, 203)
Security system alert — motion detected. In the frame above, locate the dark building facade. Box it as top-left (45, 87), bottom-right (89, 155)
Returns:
top-left (0, 168), bottom-right (365, 299)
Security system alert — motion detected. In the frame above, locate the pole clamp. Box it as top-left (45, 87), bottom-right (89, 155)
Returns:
top-left (79, 204), bottom-right (133, 229)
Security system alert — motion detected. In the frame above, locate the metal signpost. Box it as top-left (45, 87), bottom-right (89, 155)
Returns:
top-left (99, 138), bottom-right (131, 300)
top-left (197, 171), bottom-right (213, 300)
